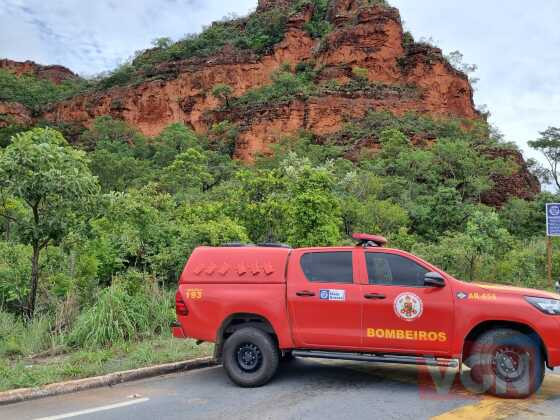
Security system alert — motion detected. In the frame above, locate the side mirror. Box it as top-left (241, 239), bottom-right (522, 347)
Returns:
top-left (556, 282), bottom-right (560, 294)
top-left (424, 272), bottom-right (445, 288)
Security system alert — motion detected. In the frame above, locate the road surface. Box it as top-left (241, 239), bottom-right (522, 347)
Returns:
top-left (1, 359), bottom-right (559, 420)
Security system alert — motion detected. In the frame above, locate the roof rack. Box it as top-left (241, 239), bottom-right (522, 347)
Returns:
top-left (352, 233), bottom-right (388, 248)
top-left (257, 242), bottom-right (292, 249)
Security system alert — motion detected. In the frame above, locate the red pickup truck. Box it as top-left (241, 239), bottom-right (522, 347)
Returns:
top-left (172, 234), bottom-right (560, 398)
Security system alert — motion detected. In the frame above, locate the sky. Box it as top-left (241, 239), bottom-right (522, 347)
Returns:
top-left (0, 0), bottom-right (559, 163)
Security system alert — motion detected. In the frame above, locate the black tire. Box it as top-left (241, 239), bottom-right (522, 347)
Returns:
top-left (222, 327), bottom-right (279, 387)
top-left (468, 328), bottom-right (545, 398)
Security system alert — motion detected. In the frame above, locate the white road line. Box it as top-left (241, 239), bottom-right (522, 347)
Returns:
top-left (34, 397), bottom-right (150, 420)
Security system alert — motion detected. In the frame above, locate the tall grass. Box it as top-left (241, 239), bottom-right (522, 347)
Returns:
top-left (68, 281), bottom-right (173, 348)
top-left (0, 310), bottom-right (57, 358)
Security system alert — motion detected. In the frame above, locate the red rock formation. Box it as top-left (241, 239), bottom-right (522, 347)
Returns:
top-left (481, 148), bottom-right (540, 207)
top-left (42, 1), bottom-right (477, 140)
top-left (0, 102), bottom-right (32, 128)
top-left (0, 59), bottom-right (79, 84)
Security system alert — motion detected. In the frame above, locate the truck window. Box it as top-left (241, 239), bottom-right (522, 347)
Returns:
top-left (300, 252), bottom-right (353, 284)
top-left (366, 253), bottom-right (427, 286)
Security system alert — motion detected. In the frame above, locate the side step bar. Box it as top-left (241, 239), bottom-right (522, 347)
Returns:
top-left (291, 350), bottom-right (459, 368)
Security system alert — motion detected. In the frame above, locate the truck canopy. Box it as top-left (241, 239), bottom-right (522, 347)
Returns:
top-left (179, 246), bottom-right (291, 284)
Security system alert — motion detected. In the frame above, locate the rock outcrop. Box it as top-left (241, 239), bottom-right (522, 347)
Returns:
top-left (42, 1), bottom-right (477, 141)
top-left (481, 148), bottom-right (541, 207)
top-left (0, 101), bottom-right (32, 128)
top-left (0, 59), bottom-right (79, 84)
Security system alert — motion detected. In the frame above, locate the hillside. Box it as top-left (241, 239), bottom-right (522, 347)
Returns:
top-left (0, 0), bottom-right (539, 205)
top-left (43, 0), bottom-right (478, 148)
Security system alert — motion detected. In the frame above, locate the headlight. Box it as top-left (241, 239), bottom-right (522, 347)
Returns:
top-left (525, 296), bottom-right (560, 315)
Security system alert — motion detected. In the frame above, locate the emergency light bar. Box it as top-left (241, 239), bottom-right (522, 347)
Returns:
top-left (352, 233), bottom-right (388, 247)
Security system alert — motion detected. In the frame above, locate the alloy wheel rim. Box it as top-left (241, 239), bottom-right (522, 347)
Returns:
top-left (236, 343), bottom-right (263, 372)
top-left (491, 346), bottom-right (528, 382)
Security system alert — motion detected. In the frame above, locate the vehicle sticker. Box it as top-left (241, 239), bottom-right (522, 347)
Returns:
top-left (456, 291), bottom-right (497, 301)
top-left (468, 292), bottom-right (497, 301)
top-left (185, 288), bottom-right (203, 299)
top-left (394, 292), bottom-right (423, 322)
top-left (319, 289), bottom-right (346, 301)
top-left (367, 328), bottom-right (447, 342)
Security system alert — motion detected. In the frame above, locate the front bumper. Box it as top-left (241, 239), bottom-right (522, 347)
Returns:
top-left (171, 321), bottom-right (186, 339)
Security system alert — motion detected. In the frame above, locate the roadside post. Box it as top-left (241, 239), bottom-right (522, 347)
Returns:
top-left (545, 203), bottom-right (560, 288)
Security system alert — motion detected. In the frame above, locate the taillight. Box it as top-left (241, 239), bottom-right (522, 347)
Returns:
top-left (175, 290), bottom-right (188, 316)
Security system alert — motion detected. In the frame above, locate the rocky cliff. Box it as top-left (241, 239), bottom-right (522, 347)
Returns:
top-left (42, 0), bottom-right (477, 142)
top-left (1, 0), bottom-right (540, 204)
top-left (0, 59), bottom-right (78, 85)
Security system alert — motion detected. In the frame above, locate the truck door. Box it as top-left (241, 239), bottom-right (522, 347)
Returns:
top-left (287, 249), bottom-right (362, 348)
top-left (360, 250), bottom-right (454, 355)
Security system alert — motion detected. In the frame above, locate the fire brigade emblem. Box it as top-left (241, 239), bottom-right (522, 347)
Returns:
top-left (394, 293), bottom-right (423, 322)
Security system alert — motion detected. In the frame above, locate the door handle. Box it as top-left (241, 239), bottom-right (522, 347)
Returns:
top-left (364, 293), bottom-right (386, 300)
top-left (296, 290), bottom-right (316, 297)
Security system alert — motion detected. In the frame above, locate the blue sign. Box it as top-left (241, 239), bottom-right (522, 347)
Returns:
top-left (546, 203), bottom-right (560, 236)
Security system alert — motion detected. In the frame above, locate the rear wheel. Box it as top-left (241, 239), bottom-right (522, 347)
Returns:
top-left (223, 327), bottom-right (279, 387)
top-left (468, 328), bottom-right (545, 398)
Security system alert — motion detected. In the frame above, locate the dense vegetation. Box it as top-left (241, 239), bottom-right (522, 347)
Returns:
top-left (0, 69), bottom-right (87, 114)
top-left (1, 111), bottom-right (557, 320)
top-left (212, 65), bottom-right (420, 115)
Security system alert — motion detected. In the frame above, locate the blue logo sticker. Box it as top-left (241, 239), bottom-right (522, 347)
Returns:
top-left (319, 289), bottom-right (346, 301)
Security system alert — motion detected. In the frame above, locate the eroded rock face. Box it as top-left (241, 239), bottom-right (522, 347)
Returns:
top-left (481, 148), bottom-right (541, 207)
top-left (0, 59), bottom-right (79, 84)
top-left (43, 1), bottom-right (477, 141)
top-left (0, 102), bottom-right (32, 128)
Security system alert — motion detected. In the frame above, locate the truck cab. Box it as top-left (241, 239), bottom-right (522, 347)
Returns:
top-left (173, 234), bottom-right (560, 398)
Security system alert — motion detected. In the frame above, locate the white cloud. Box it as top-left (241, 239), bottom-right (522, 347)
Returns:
top-left (0, 0), bottom-right (257, 76)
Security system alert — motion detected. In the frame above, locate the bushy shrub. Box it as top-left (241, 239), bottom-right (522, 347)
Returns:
top-left (229, 70), bottom-right (316, 111)
top-left (122, 8), bottom-right (288, 88)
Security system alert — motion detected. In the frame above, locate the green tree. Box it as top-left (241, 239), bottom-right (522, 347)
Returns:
top-left (415, 209), bottom-right (512, 281)
top-left (0, 128), bottom-right (99, 319)
top-left (528, 127), bottom-right (560, 191)
top-left (152, 123), bottom-right (199, 167)
top-left (211, 84), bottom-right (234, 108)
top-left (281, 154), bottom-right (342, 247)
top-left (152, 37), bottom-right (173, 49)
top-left (161, 148), bottom-right (214, 195)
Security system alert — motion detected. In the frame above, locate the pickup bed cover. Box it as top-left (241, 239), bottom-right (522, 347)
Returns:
top-left (180, 246), bottom-right (291, 284)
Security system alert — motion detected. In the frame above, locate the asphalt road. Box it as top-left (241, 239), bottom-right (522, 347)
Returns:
top-left (1, 359), bottom-right (559, 420)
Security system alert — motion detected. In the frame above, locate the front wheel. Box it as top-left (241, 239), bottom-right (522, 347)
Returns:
top-left (468, 328), bottom-right (545, 398)
top-left (222, 327), bottom-right (279, 387)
